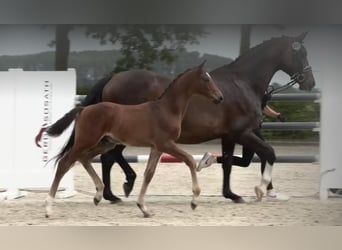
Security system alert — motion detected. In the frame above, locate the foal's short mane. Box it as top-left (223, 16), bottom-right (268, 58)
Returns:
top-left (157, 68), bottom-right (192, 99)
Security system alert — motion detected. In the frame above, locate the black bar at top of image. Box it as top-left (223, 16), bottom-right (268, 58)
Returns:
top-left (0, 0), bottom-right (342, 24)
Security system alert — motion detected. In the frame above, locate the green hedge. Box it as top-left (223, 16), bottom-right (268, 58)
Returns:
top-left (262, 101), bottom-right (320, 140)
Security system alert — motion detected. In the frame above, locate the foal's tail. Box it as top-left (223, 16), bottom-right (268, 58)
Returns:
top-left (35, 106), bottom-right (83, 147)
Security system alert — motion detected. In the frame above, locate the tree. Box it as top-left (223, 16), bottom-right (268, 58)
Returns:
top-left (51, 25), bottom-right (73, 71)
top-left (239, 24), bottom-right (251, 56)
top-left (239, 25), bottom-right (286, 56)
top-left (85, 25), bottom-right (205, 72)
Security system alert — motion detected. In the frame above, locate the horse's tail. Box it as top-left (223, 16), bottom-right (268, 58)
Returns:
top-left (35, 107), bottom-right (83, 147)
top-left (47, 107), bottom-right (83, 136)
top-left (81, 74), bottom-right (113, 106)
top-left (54, 127), bottom-right (76, 165)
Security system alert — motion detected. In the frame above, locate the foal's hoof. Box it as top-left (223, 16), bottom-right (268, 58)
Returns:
top-left (143, 212), bottom-right (153, 218)
top-left (123, 182), bottom-right (134, 197)
top-left (190, 202), bottom-right (197, 210)
top-left (93, 197), bottom-right (101, 206)
top-left (254, 186), bottom-right (264, 202)
top-left (137, 203), bottom-right (153, 218)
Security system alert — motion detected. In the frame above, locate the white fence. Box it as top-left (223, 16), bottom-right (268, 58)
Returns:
top-left (0, 69), bottom-right (76, 200)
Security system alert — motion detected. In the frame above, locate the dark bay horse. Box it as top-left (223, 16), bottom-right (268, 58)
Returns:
top-left (97, 32), bottom-right (315, 203)
top-left (37, 32), bottom-right (316, 204)
top-left (38, 63), bottom-right (223, 218)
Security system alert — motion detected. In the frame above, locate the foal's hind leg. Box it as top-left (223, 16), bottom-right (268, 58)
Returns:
top-left (45, 153), bottom-right (76, 218)
top-left (137, 147), bottom-right (162, 218)
top-left (159, 142), bottom-right (201, 210)
top-left (80, 159), bottom-right (105, 205)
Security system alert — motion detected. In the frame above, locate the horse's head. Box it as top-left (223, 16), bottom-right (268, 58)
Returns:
top-left (279, 32), bottom-right (315, 91)
top-left (193, 61), bottom-right (223, 104)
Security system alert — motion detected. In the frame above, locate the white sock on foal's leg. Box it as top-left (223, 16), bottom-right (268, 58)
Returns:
top-left (45, 194), bottom-right (54, 218)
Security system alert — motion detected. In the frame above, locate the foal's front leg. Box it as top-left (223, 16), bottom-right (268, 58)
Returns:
top-left (137, 147), bottom-right (162, 218)
top-left (161, 141), bottom-right (201, 210)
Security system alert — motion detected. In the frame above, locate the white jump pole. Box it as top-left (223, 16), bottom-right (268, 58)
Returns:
top-left (0, 69), bottom-right (77, 200)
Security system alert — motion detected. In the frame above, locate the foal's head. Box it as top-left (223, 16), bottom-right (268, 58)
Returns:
top-left (187, 61), bottom-right (223, 104)
top-left (279, 32), bottom-right (315, 91)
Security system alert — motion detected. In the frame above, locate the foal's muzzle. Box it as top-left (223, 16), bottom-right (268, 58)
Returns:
top-left (213, 95), bottom-right (224, 104)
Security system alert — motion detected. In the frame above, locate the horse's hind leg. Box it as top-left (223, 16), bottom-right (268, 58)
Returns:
top-left (137, 147), bottom-right (162, 218)
top-left (159, 142), bottom-right (200, 210)
top-left (45, 153), bottom-right (76, 218)
top-left (80, 159), bottom-right (105, 206)
top-left (101, 149), bottom-right (122, 203)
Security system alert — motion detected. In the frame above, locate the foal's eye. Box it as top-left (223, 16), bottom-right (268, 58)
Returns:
top-left (201, 77), bottom-right (209, 82)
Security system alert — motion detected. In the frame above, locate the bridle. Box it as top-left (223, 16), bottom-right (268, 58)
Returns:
top-left (290, 65), bottom-right (312, 84)
top-left (267, 41), bottom-right (312, 95)
top-left (267, 65), bottom-right (312, 95)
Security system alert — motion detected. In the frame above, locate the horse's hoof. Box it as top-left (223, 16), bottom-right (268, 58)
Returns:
top-left (103, 192), bottom-right (122, 203)
top-left (110, 198), bottom-right (122, 204)
top-left (123, 182), bottom-right (134, 197)
top-left (254, 186), bottom-right (264, 202)
top-left (233, 197), bottom-right (246, 204)
top-left (93, 197), bottom-right (101, 206)
top-left (223, 191), bottom-right (243, 202)
top-left (191, 202), bottom-right (197, 210)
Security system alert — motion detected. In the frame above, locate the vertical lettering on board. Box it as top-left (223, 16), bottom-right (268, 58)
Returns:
top-left (42, 80), bottom-right (52, 163)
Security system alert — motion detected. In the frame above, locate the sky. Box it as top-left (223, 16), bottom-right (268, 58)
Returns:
top-left (0, 24), bottom-right (334, 89)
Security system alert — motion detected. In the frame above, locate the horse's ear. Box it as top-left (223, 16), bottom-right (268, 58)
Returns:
top-left (198, 60), bottom-right (206, 69)
top-left (295, 31), bottom-right (308, 42)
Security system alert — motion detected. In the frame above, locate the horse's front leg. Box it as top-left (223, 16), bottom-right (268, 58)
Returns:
top-left (221, 136), bottom-right (245, 203)
top-left (101, 150), bottom-right (122, 203)
top-left (101, 144), bottom-right (137, 203)
top-left (113, 144), bottom-right (137, 197)
top-left (137, 147), bottom-right (162, 218)
top-left (238, 132), bottom-right (275, 201)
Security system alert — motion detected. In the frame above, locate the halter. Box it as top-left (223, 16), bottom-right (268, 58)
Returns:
top-left (267, 65), bottom-right (312, 95)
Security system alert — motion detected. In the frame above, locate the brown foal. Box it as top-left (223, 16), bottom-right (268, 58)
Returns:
top-left (38, 62), bottom-right (223, 218)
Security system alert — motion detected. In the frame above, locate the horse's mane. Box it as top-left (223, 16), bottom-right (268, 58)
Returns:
top-left (215, 36), bottom-right (290, 71)
top-left (157, 68), bottom-right (192, 99)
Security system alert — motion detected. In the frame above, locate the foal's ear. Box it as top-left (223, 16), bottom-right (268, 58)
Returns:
top-left (295, 31), bottom-right (308, 42)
